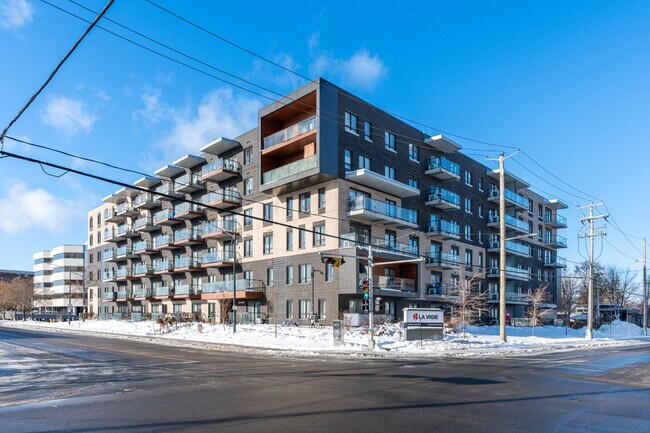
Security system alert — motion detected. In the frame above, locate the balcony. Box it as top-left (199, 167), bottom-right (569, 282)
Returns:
top-left (116, 202), bottom-right (138, 218)
top-left (487, 240), bottom-right (531, 258)
top-left (348, 196), bottom-right (418, 229)
top-left (174, 202), bottom-right (204, 220)
top-left (201, 220), bottom-right (240, 240)
top-left (103, 207), bottom-right (123, 223)
top-left (201, 251), bottom-right (238, 268)
top-left (102, 249), bottom-right (116, 262)
top-left (363, 274), bottom-right (416, 294)
top-left (115, 246), bottom-right (137, 260)
top-left (424, 252), bottom-right (460, 270)
top-left (545, 214), bottom-right (567, 229)
top-left (103, 271), bottom-right (117, 282)
top-left (174, 228), bottom-right (203, 246)
top-left (544, 256), bottom-right (567, 268)
top-left (263, 115), bottom-right (317, 151)
top-left (132, 288), bottom-right (151, 299)
top-left (133, 240), bottom-right (156, 254)
top-left (487, 187), bottom-right (529, 211)
top-left (340, 233), bottom-right (418, 258)
top-left (425, 188), bottom-right (461, 210)
top-left (174, 256), bottom-right (202, 271)
top-left (201, 158), bottom-right (241, 183)
top-left (153, 286), bottom-right (174, 298)
top-left (488, 291), bottom-right (531, 304)
top-left (133, 217), bottom-right (157, 232)
top-left (153, 260), bottom-right (174, 274)
top-left (174, 284), bottom-right (200, 297)
top-left (175, 172), bottom-right (204, 193)
top-left (544, 235), bottom-right (567, 249)
top-left (116, 290), bottom-right (130, 300)
top-left (115, 267), bottom-right (134, 280)
top-left (201, 279), bottom-right (265, 300)
top-left (153, 209), bottom-right (182, 226)
top-left (133, 193), bottom-right (158, 209)
top-left (202, 190), bottom-right (242, 210)
top-left (486, 266), bottom-right (530, 281)
top-left (425, 157), bottom-right (460, 180)
top-left (134, 263), bottom-right (154, 276)
top-left (426, 218), bottom-right (460, 240)
top-left (345, 169), bottom-right (420, 199)
top-left (104, 229), bottom-right (118, 243)
top-left (153, 234), bottom-right (177, 250)
top-left (200, 137), bottom-right (241, 157)
top-left (101, 291), bottom-right (116, 302)
top-left (425, 283), bottom-right (460, 301)
top-left (262, 154), bottom-right (318, 186)
top-left (487, 214), bottom-right (530, 234)
top-left (114, 224), bottom-right (136, 240)
top-left (154, 183), bottom-right (183, 201)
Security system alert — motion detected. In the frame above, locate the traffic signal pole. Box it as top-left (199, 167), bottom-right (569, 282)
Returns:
top-left (368, 245), bottom-right (375, 350)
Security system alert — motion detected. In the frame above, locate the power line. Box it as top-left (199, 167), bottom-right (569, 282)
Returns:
top-left (602, 202), bottom-right (645, 256)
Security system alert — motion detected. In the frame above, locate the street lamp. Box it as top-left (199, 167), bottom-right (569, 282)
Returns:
top-left (311, 267), bottom-right (323, 325)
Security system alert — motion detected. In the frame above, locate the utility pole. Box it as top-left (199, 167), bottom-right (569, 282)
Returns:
top-left (368, 245), bottom-right (375, 350)
top-left (498, 153), bottom-right (507, 343)
top-left (578, 203), bottom-right (607, 340)
top-left (644, 238), bottom-right (647, 336)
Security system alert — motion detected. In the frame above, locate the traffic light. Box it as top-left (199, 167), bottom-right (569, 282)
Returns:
top-left (321, 256), bottom-right (345, 268)
top-left (362, 278), bottom-right (370, 299)
top-left (375, 297), bottom-right (383, 313)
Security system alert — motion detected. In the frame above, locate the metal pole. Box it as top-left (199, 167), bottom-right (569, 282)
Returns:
top-left (644, 238), bottom-right (647, 336)
top-left (232, 234), bottom-right (237, 333)
top-left (499, 153), bottom-right (507, 343)
top-left (311, 269), bottom-right (315, 318)
top-left (368, 245), bottom-right (375, 350)
top-left (587, 204), bottom-right (594, 340)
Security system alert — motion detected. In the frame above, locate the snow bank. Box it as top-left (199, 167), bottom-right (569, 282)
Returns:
top-left (594, 319), bottom-right (644, 338)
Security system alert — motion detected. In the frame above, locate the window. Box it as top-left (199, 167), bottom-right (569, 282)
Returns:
top-left (384, 165), bottom-right (395, 180)
top-left (344, 111), bottom-right (358, 134)
top-left (286, 300), bottom-right (293, 319)
top-left (364, 121), bottom-right (372, 141)
top-left (464, 197), bottom-right (473, 214)
top-left (408, 177), bottom-right (419, 189)
top-left (263, 203), bottom-right (273, 222)
top-left (299, 227), bottom-right (306, 249)
top-left (408, 143), bottom-right (419, 161)
top-left (97, 213), bottom-right (101, 226)
top-left (89, 254), bottom-right (93, 264)
top-left (244, 177), bottom-right (253, 195)
top-left (344, 149), bottom-right (352, 170)
top-left (244, 238), bottom-right (252, 257)
top-left (385, 131), bottom-right (395, 151)
top-left (385, 199), bottom-right (396, 217)
top-left (478, 204), bottom-right (483, 218)
top-left (299, 192), bottom-right (311, 213)
top-left (173, 304), bottom-right (182, 314)
top-left (263, 234), bottom-right (273, 254)
top-left (285, 196), bottom-right (294, 218)
top-left (359, 155), bottom-right (371, 169)
top-left (244, 147), bottom-right (253, 165)
top-left (318, 299), bottom-right (327, 319)
top-left (464, 171), bottom-right (473, 186)
top-left (244, 208), bottom-right (253, 227)
top-left (299, 299), bottom-right (312, 319)
top-left (89, 217), bottom-right (93, 230)
top-left (244, 270), bottom-right (253, 281)
top-left (528, 221), bottom-right (534, 235)
top-left (266, 267), bottom-right (274, 286)
top-left (538, 224), bottom-right (543, 242)
top-left (465, 225), bottom-right (472, 241)
top-left (313, 223), bottom-right (326, 246)
top-left (318, 187), bottom-right (326, 209)
top-left (538, 204), bottom-right (543, 221)
top-left (89, 235), bottom-right (93, 247)
top-left (286, 230), bottom-right (293, 251)
top-left (478, 229), bottom-right (483, 244)
top-left (299, 264), bottom-right (312, 284)
top-left (528, 198), bottom-right (534, 215)
top-left (478, 252), bottom-right (484, 269)
top-left (286, 266), bottom-right (294, 285)
top-left (325, 263), bottom-right (333, 282)
top-left (409, 236), bottom-right (419, 254)
top-left (465, 249), bottom-right (473, 270)
top-left (478, 177), bottom-right (484, 192)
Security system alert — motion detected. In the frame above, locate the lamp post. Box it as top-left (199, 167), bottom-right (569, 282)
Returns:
top-left (311, 268), bottom-right (324, 323)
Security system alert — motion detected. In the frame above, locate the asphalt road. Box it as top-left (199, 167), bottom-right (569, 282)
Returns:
top-left (1, 326), bottom-right (650, 433)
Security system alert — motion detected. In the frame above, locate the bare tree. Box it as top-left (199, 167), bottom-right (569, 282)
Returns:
top-left (601, 266), bottom-right (640, 320)
top-left (218, 298), bottom-right (233, 325)
top-left (0, 281), bottom-right (12, 319)
top-left (451, 273), bottom-right (488, 337)
top-left (573, 260), bottom-right (605, 310)
top-left (0, 278), bottom-right (34, 320)
top-left (527, 285), bottom-right (548, 336)
top-left (560, 271), bottom-right (580, 329)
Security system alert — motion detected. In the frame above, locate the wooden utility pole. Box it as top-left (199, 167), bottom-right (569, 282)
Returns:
top-left (579, 203), bottom-right (607, 340)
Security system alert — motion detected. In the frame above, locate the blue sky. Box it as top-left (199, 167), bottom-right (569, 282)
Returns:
top-left (1, 0), bottom-right (649, 274)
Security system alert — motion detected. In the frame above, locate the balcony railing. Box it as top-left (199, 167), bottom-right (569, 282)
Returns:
top-left (153, 260), bottom-right (173, 273)
top-left (116, 290), bottom-right (129, 299)
top-left (102, 249), bottom-right (116, 261)
top-left (116, 202), bottom-right (133, 214)
top-left (427, 187), bottom-right (461, 206)
top-left (202, 251), bottom-right (236, 264)
top-left (489, 292), bottom-right (531, 303)
top-left (176, 172), bottom-right (202, 188)
top-left (426, 157), bottom-right (460, 176)
top-left (488, 214), bottom-right (530, 232)
top-left (203, 190), bottom-right (242, 206)
top-left (340, 233), bottom-right (418, 256)
top-left (370, 275), bottom-right (416, 292)
top-left (104, 229), bottom-right (116, 241)
top-left (102, 291), bottom-right (116, 301)
top-left (153, 209), bottom-right (177, 223)
top-left (202, 220), bottom-right (239, 237)
top-left (116, 246), bottom-right (133, 257)
top-left (133, 217), bottom-right (153, 230)
top-left (155, 183), bottom-right (177, 196)
top-left (133, 240), bottom-right (153, 252)
top-left (132, 288), bottom-right (150, 298)
top-left (262, 154), bottom-right (318, 185)
top-left (202, 279), bottom-right (265, 294)
top-left (174, 228), bottom-right (201, 243)
top-left (174, 202), bottom-right (203, 215)
top-left (488, 240), bottom-right (531, 256)
top-left (427, 217), bottom-right (460, 237)
top-left (153, 234), bottom-right (173, 248)
top-left (487, 266), bottom-right (530, 280)
top-left (103, 208), bottom-right (118, 220)
top-left (425, 252), bottom-right (460, 267)
top-left (426, 283), bottom-right (460, 298)
top-left (263, 115), bottom-right (317, 150)
top-left (153, 286), bottom-right (173, 297)
top-left (175, 284), bottom-right (199, 296)
top-left (488, 187), bottom-right (529, 208)
top-left (175, 256), bottom-right (201, 269)
top-left (544, 256), bottom-right (567, 267)
top-left (544, 235), bottom-right (568, 248)
top-left (201, 158), bottom-right (241, 177)
top-left (545, 214), bottom-right (568, 227)
top-left (348, 196), bottom-right (417, 225)
top-left (116, 224), bottom-right (133, 237)
top-left (134, 263), bottom-right (152, 275)
top-left (133, 193), bottom-right (155, 207)
top-left (116, 268), bottom-right (133, 279)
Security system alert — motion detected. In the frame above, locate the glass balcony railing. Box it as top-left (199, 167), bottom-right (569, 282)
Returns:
top-left (103, 208), bottom-right (117, 220)
top-left (153, 234), bottom-right (173, 248)
top-left (373, 275), bottom-right (416, 292)
top-left (153, 260), bottom-right (172, 272)
top-left (134, 217), bottom-right (153, 230)
top-left (102, 292), bottom-right (116, 301)
top-left (174, 284), bottom-right (198, 296)
top-left (104, 229), bottom-right (116, 240)
top-left (201, 158), bottom-right (241, 177)
top-left (202, 279), bottom-right (265, 294)
top-left (488, 266), bottom-right (530, 279)
top-left (174, 202), bottom-right (203, 215)
top-left (488, 214), bottom-right (530, 232)
top-left (545, 235), bottom-right (568, 247)
top-left (153, 286), bottom-right (173, 297)
top-left (133, 240), bottom-right (153, 252)
top-left (428, 217), bottom-right (460, 237)
top-left (154, 209), bottom-right (176, 223)
top-left (262, 154), bottom-right (318, 185)
top-left (116, 202), bottom-right (132, 214)
top-left (340, 233), bottom-right (418, 255)
top-left (116, 290), bottom-right (129, 299)
top-left (155, 183), bottom-right (177, 195)
top-left (174, 228), bottom-right (201, 243)
top-left (202, 219), bottom-right (239, 236)
top-left (263, 115), bottom-right (318, 150)
top-left (133, 193), bottom-right (154, 207)
top-left (203, 190), bottom-right (242, 205)
top-left (545, 214), bottom-right (567, 226)
top-left (175, 256), bottom-right (201, 268)
top-left (134, 263), bottom-right (152, 275)
top-left (428, 188), bottom-right (461, 206)
top-left (425, 252), bottom-right (460, 267)
top-left (176, 172), bottom-right (202, 187)
top-left (426, 157), bottom-right (460, 176)
top-left (348, 196), bottom-right (417, 225)
top-left (102, 249), bottom-right (115, 261)
top-left (488, 187), bottom-right (528, 208)
top-left (116, 246), bottom-right (132, 257)
top-left (545, 256), bottom-right (567, 267)
top-left (489, 240), bottom-right (531, 256)
top-left (116, 268), bottom-right (132, 279)
top-left (116, 225), bottom-right (132, 236)
top-left (132, 288), bottom-right (150, 298)
top-left (202, 251), bottom-right (235, 264)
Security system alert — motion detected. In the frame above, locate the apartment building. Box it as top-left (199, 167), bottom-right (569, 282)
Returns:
top-left (33, 245), bottom-right (85, 317)
top-left (94, 78), bottom-right (567, 324)
top-left (86, 202), bottom-right (118, 318)
top-left (0, 269), bottom-right (33, 282)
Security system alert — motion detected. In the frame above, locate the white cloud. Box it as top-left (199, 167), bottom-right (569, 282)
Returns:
top-left (0, 0), bottom-right (34, 30)
top-left (0, 180), bottom-right (79, 235)
top-left (310, 49), bottom-right (387, 90)
top-left (41, 95), bottom-right (99, 136)
top-left (135, 87), bottom-right (262, 168)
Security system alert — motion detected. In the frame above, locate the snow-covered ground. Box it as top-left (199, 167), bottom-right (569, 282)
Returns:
top-left (1, 319), bottom-right (648, 357)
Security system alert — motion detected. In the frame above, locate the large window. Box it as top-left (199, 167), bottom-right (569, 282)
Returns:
top-left (286, 266), bottom-right (294, 285)
top-left (286, 300), bottom-right (293, 319)
top-left (364, 121), bottom-right (372, 141)
top-left (266, 267), bottom-right (274, 286)
top-left (286, 230), bottom-right (293, 251)
top-left (344, 149), bottom-right (352, 170)
top-left (318, 187), bottom-right (326, 209)
top-left (263, 203), bottom-right (273, 222)
top-left (325, 263), bottom-right (333, 282)
top-left (299, 299), bottom-right (312, 319)
top-left (408, 143), bottom-right (419, 161)
top-left (299, 264), bottom-right (312, 284)
top-left (384, 165), bottom-right (395, 180)
top-left (299, 192), bottom-right (311, 214)
top-left (299, 227), bottom-right (306, 249)
top-left (359, 155), bottom-right (371, 170)
top-left (244, 177), bottom-right (253, 195)
top-left (263, 234), bottom-right (273, 255)
top-left (313, 223), bottom-right (326, 246)
top-left (244, 238), bottom-right (252, 257)
top-left (244, 208), bottom-right (253, 227)
top-left (244, 147), bottom-right (253, 165)
top-left (385, 131), bottom-right (395, 151)
top-left (344, 111), bottom-right (358, 134)
top-left (286, 196), bottom-right (294, 217)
